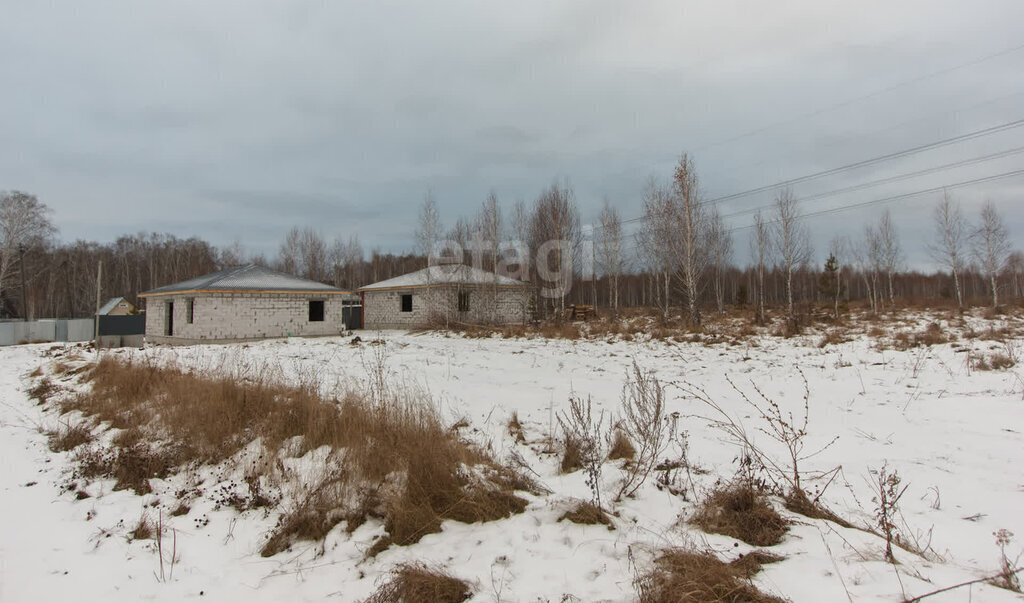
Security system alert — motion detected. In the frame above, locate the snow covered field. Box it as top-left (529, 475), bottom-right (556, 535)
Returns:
top-left (1, 313), bottom-right (1022, 602)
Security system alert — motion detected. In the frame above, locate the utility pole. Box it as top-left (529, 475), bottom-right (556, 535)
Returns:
top-left (62, 259), bottom-right (73, 318)
top-left (18, 245), bottom-right (28, 320)
top-left (94, 260), bottom-right (102, 354)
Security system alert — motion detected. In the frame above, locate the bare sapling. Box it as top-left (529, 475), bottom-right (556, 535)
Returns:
top-left (871, 462), bottom-right (908, 563)
top-left (657, 418), bottom-right (696, 500)
top-left (360, 333), bottom-right (390, 405)
top-left (992, 529), bottom-right (1022, 592)
top-left (616, 361), bottom-right (669, 501)
top-left (678, 371), bottom-right (839, 502)
top-left (558, 395), bottom-right (606, 510)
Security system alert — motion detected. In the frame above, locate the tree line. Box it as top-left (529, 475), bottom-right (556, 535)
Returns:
top-left (2, 157), bottom-right (1021, 321)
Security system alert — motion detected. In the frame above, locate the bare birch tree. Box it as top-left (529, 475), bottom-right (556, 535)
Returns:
top-left (751, 210), bottom-right (771, 325)
top-left (928, 191), bottom-right (967, 308)
top-left (476, 191), bottom-right (503, 321)
top-left (277, 227), bottom-right (329, 281)
top-left (1, 192), bottom-right (57, 315)
top-left (446, 217), bottom-right (473, 266)
top-left (706, 207), bottom-right (733, 313)
top-left (510, 199), bottom-right (529, 245)
top-left (772, 188), bottom-right (811, 324)
top-left (864, 224), bottom-right (884, 314)
top-left (529, 182), bottom-right (580, 316)
top-left (414, 192), bottom-right (444, 321)
top-left (300, 228), bottom-right (329, 282)
top-left (598, 200), bottom-right (624, 314)
top-left (671, 154), bottom-right (707, 326)
top-left (876, 210), bottom-right (902, 307)
top-left (637, 179), bottom-right (675, 323)
top-left (277, 227), bottom-right (302, 275)
top-left (1006, 251), bottom-right (1024, 302)
top-left (416, 191), bottom-right (442, 265)
top-left (329, 234), bottom-right (363, 289)
top-left (973, 200), bottom-right (1011, 308)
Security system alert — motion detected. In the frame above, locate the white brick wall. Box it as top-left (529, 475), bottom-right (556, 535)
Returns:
top-left (144, 292), bottom-right (348, 344)
top-left (362, 286), bottom-right (530, 329)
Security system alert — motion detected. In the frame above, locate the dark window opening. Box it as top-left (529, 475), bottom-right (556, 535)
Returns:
top-left (458, 291), bottom-right (470, 312)
top-left (400, 294), bottom-right (413, 312)
top-left (186, 298), bottom-right (195, 324)
top-left (165, 302), bottom-right (174, 336)
top-left (308, 300), bottom-right (325, 322)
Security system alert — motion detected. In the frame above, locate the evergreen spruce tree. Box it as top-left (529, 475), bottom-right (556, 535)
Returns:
top-left (818, 253), bottom-right (843, 319)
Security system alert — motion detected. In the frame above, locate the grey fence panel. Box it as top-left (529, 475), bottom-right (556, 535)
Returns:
top-left (26, 321), bottom-right (56, 343)
top-left (0, 318), bottom-right (96, 345)
top-left (0, 322), bottom-right (14, 346)
top-left (67, 319), bottom-right (95, 342)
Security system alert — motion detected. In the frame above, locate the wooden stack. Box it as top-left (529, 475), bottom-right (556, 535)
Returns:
top-left (565, 304), bottom-right (597, 321)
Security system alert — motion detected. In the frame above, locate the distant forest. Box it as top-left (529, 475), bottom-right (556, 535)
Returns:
top-left (2, 157), bottom-right (1021, 321)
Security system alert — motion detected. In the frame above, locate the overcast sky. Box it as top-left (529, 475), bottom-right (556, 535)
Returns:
top-left (2, 0), bottom-right (1022, 268)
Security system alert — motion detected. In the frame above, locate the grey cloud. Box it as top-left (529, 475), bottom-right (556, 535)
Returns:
top-left (1, 0), bottom-right (1022, 265)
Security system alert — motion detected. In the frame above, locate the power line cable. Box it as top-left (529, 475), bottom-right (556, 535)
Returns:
top-left (721, 145), bottom-right (1024, 220)
top-left (693, 42), bottom-right (1024, 154)
top-left (726, 168), bottom-right (1024, 232)
top-left (610, 168), bottom-right (1024, 254)
top-left (583, 119), bottom-right (1024, 235)
top-left (713, 89), bottom-right (1024, 186)
top-left (706, 118), bottom-right (1024, 205)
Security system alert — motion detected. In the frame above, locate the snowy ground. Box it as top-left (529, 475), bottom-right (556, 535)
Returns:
top-left (2, 313), bottom-right (1023, 602)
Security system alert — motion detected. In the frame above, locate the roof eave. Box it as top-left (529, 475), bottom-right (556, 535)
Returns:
top-left (358, 283), bottom-right (531, 292)
top-left (139, 288), bottom-right (352, 298)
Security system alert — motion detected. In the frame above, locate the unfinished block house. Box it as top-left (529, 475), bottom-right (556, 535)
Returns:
top-left (359, 264), bottom-right (532, 330)
top-left (139, 264), bottom-right (357, 344)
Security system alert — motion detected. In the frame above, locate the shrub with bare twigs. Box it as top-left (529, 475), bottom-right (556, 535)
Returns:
top-left (616, 362), bottom-right (668, 501)
top-left (558, 395), bottom-right (605, 509)
top-left (680, 371), bottom-right (839, 504)
top-left (871, 462), bottom-right (908, 563)
top-left (991, 529), bottom-right (1021, 592)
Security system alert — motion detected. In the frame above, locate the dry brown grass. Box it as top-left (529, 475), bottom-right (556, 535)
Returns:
top-left (892, 321), bottom-right (949, 350)
top-left (729, 550), bottom-right (785, 579)
top-left (635, 548), bottom-right (785, 603)
top-left (782, 489), bottom-right (853, 528)
top-left (129, 513), bottom-right (154, 541)
top-left (72, 440), bottom-right (181, 494)
top-left (59, 356), bottom-right (535, 557)
top-left (974, 351), bottom-right (1016, 371)
top-left (559, 434), bottom-right (583, 473)
top-left (817, 328), bottom-right (852, 348)
top-left (46, 422), bottom-right (94, 452)
top-left (507, 412), bottom-right (526, 444)
top-left (691, 484), bottom-right (788, 546)
top-left (867, 326), bottom-right (887, 339)
top-left (365, 563), bottom-right (472, 603)
top-left (558, 500), bottom-right (614, 529)
top-left (537, 322), bottom-right (582, 340)
top-left (27, 377), bottom-right (58, 405)
top-left (500, 324), bottom-right (527, 338)
top-left (608, 429), bottom-right (636, 461)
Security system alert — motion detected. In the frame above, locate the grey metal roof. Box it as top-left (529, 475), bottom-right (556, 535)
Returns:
top-left (359, 264), bottom-right (531, 291)
top-left (140, 264), bottom-right (347, 296)
top-left (97, 297), bottom-right (126, 315)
